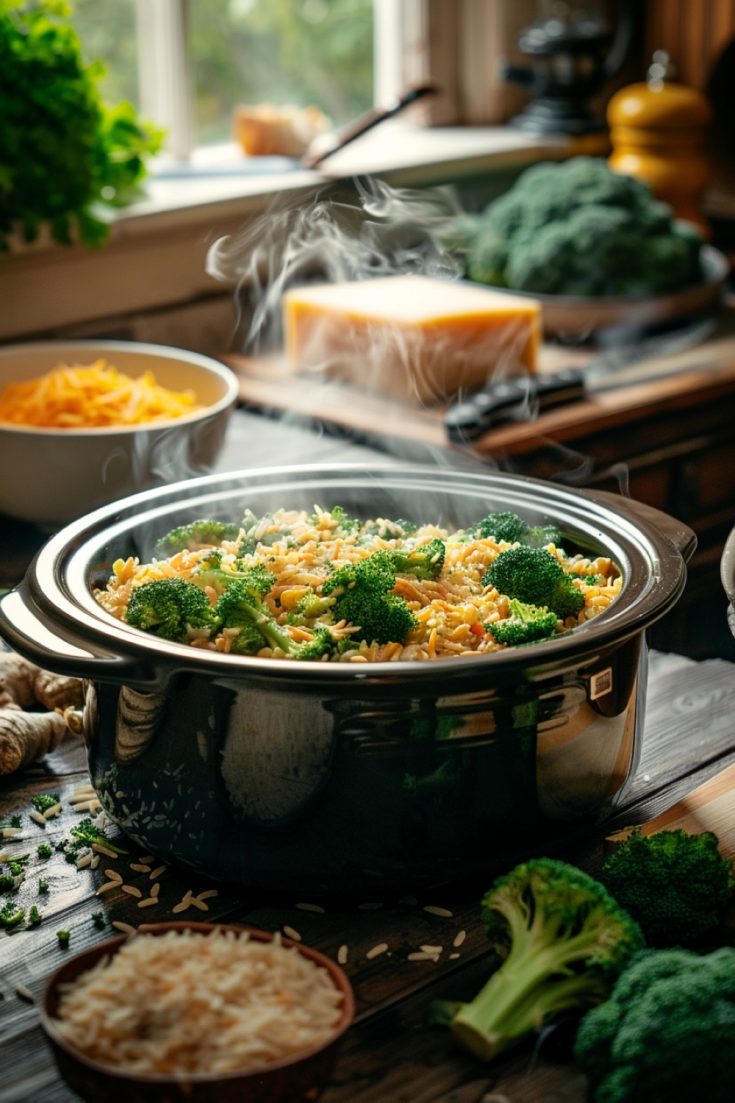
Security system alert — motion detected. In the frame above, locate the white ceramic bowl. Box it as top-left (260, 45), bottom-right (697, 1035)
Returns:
top-left (0, 340), bottom-right (239, 527)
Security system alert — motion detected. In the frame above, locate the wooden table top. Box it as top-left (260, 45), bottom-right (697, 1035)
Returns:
top-left (1, 414), bottom-right (734, 1102)
top-left (2, 650), bottom-right (735, 1099)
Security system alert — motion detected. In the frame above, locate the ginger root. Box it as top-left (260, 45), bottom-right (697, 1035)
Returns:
top-left (0, 652), bottom-right (84, 776)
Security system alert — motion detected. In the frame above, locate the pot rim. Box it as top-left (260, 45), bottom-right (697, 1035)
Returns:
top-left (6, 462), bottom-right (692, 687)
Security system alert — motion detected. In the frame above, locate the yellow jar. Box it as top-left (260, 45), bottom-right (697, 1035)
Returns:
top-left (607, 62), bottom-right (712, 236)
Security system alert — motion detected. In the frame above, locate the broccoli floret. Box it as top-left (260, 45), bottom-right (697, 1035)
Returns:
top-left (31, 793), bottom-right (59, 814)
top-left (125, 578), bottom-right (217, 643)
top-left (56, 929), bottom-right (71, 948)
top-left (318, 554), bottom-right (416, 645)
top-left (68, 819), bottom-right (126, 857)
top-left (27, 905), bottom-right (42, 927)
top-left (91, 911), bottom-right (106, 929)
top-left (445, 858), bottom-right (643, 1061)
top-left (468, 512), bottom-right (529, 543)
top-left (38, 880), bottom-right (49, 894)
top-left (487, 598), bottom-right (558, 647)
top-left (524, 523), bottom-right (562, 549)
top-left (295, 627), bottom-right (338, 662)
top-left (483, 545), bottom-right (584, 619)
top-left (195, 557), bottom-right (276, 596)
top-left (380, 539), bottom-right (446, 581)
top-left (214, 577), bottom-right (294, 655)
top-left (236, 511), bottom-right (295, 555)
top-left (326, 505), bottom-right (361, 535)
top-left (154, 519), bottom-right (241, 555)
top-left (360, 517), bottom-right (419, 540)
top-left (464, 513), bottom-right (561, 549)
top-left (599, 828), bottom-right (735, 947)
top-left (36, 843), bottom-right (53, 860)
top-left (574, 947), bottom-right (735, 1103)
top-left (0, 900), bottom-right (26, 929)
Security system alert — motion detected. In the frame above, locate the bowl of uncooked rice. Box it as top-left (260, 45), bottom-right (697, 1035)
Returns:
top-left (41, 922), bottom-right (355, 1103)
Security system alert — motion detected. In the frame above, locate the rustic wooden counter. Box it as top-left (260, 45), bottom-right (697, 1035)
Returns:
top-left (1, 650), bottom-right (734, 1103)
top-left (0, 410), bottom-right (734, 1102)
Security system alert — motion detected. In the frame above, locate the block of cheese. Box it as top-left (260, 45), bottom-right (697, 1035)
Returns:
top-left (282, 274), bottom-right (541, 404)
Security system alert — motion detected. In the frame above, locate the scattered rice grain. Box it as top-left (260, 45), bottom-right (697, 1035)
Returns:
top-left (95, 881), bottom-right (118, 896)
top-left (137, 897), bottom-right (158, 908)
top-left (92, 843), bottom-right (118, 858)
top-left (407, 951), bottom-right (437, 961)
top-left (419, 944), bottom-right (443, 955)
top-left (15, 984), bottom-right (34, 1003)
top-left (129, 862), bottom-right (150, 873)
top-left (449, 952), bottom-right (460, 960)
top-left (111, 921), bottom-right (135, 934)
top-left (75, 853), bottom-right (92, 870)
top-left (283, 925), bottom-right (302, 942)
top-left (43, 803), bottom-right (62, 819)
top-left (30, 810), bottom-right (47, 826)
top-left (148, 865), bottom-right (166, 880)
top-left (90, 855), bottom-right (100, 869)
top-left (423, 905), bottom-right (454, 918)
top-left (188, 897), bottom-right (209, 912)
top-left (366, 942), bottom-right (389, 960)
top-left (103, 868), bottom-right (122, 883)
top-left (337, 945), bottom-right (348, 965)
top-left (453, 930), bottom-right (467, 948)
top-left (121, 884), bottom-right (142, 899)
top-left (295, 902), bottom-right (325, 913)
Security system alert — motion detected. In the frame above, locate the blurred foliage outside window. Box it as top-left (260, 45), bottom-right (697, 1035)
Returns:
top-left (73, 0), bottom-right (374, 149)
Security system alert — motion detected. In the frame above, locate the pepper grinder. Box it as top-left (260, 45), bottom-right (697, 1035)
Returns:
top-left (607, 51), bottom-right (712, 236)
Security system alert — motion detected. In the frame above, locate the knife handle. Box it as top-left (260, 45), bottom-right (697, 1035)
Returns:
top-left (444, 369), bottom-right (587, 442)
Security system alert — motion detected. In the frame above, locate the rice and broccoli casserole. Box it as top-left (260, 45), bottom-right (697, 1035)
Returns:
top-left (94, 506), bottom-right (622, 662)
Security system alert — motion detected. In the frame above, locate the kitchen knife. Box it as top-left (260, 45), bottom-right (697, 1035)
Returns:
top-left (444, 314), bottom-right (719, 443)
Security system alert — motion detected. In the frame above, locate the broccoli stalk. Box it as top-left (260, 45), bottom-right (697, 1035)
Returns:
top-left (483, 545), bottom-right (584, 619)
top-left (125, 578), bottom-right (217, 643)
top-left (574, 947), bottom-right (735, 1103)
top-left (154, 519), bottom-right (242, 555)
top-left (446, 858), bottom-right (644, 1061)
top-left (214, 576), bottom-right (336, 661)
top-left (599, 828), bottom-right (735, 946)
top-left (486, 598), bottom-right (558, 647)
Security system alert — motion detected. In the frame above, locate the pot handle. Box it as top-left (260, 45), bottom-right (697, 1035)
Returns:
top-left (575, 489), bottom-right (697, 563)
top-left (0, 587), bottom-right (142, 681)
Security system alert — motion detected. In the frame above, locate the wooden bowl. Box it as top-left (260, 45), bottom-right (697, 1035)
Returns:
top-left (40, 922), bottom-right (355, 1103)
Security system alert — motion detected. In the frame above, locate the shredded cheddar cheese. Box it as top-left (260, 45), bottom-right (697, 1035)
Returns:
top-left (0, 360), bottom-right (202, 428)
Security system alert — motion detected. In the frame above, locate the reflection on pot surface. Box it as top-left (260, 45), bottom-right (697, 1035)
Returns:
top-left (84, 635), bottom-right (643, 894)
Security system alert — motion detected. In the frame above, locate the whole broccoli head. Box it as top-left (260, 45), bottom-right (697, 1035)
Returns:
top-left (483, 545), bottom-right (584, 619)
top-left (467, 511), bottom-right (529, 544)
top-left (599, 828), bottom-right (735, 946)
top-left (455, 156), bottom-right (703, 297)
top-left (448, 858), bottom-right (644, 1061)
top-left (125, 578), bottom-right (217, 642)
top-left (574, 947), bottom-right (735, 1103)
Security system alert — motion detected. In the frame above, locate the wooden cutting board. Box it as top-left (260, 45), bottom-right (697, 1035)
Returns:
top-left (606, 759), bottom-right (735, 859)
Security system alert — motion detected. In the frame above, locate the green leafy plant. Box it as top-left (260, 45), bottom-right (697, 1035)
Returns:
top-left (0, 0), bottom-right (163, 249)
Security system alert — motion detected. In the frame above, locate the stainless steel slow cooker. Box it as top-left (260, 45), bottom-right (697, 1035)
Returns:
top-left (0, 464), bottom-right (695, 894)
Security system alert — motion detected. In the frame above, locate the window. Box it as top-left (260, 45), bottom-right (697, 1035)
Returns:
top-left (74, 0), bottom-right (376, 161)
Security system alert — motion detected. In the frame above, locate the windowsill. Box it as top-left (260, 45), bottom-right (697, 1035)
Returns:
top-left (2, 123), bottom-right (576, 342)
top-left (116, 123), bottom-right (568, 230)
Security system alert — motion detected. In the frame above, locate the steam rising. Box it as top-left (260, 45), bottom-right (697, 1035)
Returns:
top-left (206, 176), bottom-right (629, 493)
top-left (206, 177), bottom-right (464, 355)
